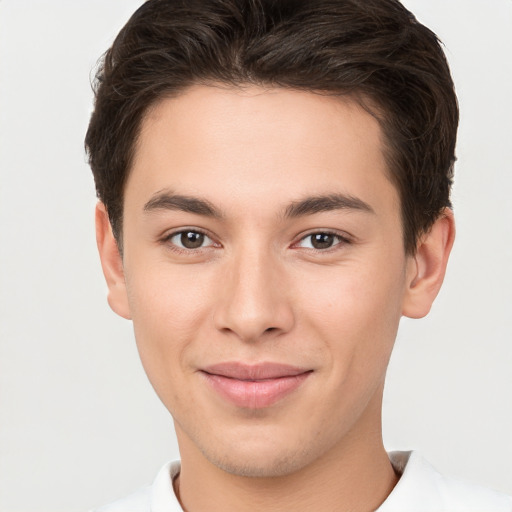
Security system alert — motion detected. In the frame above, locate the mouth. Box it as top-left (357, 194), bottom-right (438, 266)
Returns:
top-left (200, 362), bottom-right (313, 409)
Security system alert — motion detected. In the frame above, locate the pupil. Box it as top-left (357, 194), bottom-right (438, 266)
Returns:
top-left (312, 233), bottom-right (334, 249)
top-left (181, 231), bottom-right (204, 249)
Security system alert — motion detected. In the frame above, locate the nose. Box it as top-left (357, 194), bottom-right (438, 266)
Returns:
top-left (213, 245), bottom-right (295, 342)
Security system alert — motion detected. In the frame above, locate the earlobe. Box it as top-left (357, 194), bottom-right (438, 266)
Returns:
top-left (95, 202), bottom-right (132, 320)
top-left (402, 208), bottom-right (456, 319)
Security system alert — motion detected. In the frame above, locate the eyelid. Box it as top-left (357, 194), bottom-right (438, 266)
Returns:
top-left (158, 227), bottom-right (352, 253)
top-left (292, 229), bottom-right (352, 251)
top-left (160, 227), bottom-right (221, 252)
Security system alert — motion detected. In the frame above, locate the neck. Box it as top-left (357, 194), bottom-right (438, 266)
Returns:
top-left (174, 388), bottom-right (398, 512)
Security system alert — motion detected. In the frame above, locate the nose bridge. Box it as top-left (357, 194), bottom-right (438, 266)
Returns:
top-left (214, 240), bottom-right (294, 341)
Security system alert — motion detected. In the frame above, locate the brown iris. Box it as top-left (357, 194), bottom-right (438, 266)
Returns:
top-left (310, 233), bottom-right (336, 249)
top-left (180, 231), bottom-right (205, 249)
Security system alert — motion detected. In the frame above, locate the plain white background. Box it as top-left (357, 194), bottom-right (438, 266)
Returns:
top-left (0, 1), bottom-right (511, 511)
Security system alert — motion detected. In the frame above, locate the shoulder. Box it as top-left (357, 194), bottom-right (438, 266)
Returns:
top-left (379, 451), bottom-right (512, 512)
top-left (89, 460), bottom-right (182, 512)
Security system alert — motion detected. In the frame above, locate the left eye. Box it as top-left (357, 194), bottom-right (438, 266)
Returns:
top-left (168, 230), bottom-right (214, 250)
top-left (297, 232), bottom-right (345, 250)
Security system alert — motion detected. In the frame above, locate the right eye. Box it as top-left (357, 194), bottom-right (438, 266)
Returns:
top-left (167, 230), bottom-right (215, 250)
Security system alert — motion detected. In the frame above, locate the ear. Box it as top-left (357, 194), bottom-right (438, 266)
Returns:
top-left (95, 202), bottom-right (131, 320)
top-left (402, 208), bottom-right (456, 319)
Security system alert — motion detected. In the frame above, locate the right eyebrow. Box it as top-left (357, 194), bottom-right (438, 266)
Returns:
top-left (143, 191), bottom-right (223, 219)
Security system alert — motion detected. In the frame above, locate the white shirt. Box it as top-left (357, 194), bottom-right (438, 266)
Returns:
top-left (92, 451), bottom-right (512, 511)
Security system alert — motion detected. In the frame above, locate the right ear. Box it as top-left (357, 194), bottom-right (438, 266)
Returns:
top-left (95, 202), bottom-right (131, 320)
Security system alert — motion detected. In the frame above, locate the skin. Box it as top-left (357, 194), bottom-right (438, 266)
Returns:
top-left (96, 85), bottom-right (455, 511)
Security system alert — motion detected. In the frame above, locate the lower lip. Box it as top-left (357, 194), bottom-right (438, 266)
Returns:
top-left (202, 372), bottom-right (311, 409)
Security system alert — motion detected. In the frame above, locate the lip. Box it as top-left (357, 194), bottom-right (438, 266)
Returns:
top-left (200, 362), bottom-right (312, 409)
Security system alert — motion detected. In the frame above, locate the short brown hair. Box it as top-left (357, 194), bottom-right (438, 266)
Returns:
top-left (85, 0), bottom-right (458, 254)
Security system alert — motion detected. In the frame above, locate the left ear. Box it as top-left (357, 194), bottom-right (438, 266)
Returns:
top-left (402, 208), bottom-right (456, 319)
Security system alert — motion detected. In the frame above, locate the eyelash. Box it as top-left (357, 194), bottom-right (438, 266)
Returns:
top-left (160, 229), bottom-right (352, 254)
top-left (293, 230), bottom-right (352, 252)
top-left (161, 228), bottom-right (218, 255)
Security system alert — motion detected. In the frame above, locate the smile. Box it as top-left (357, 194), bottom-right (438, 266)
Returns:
top-left (200, 362), bottom-right (313, 409)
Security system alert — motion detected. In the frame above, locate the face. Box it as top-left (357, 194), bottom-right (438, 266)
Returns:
top-left (111, 85), bottom-right (419, 477)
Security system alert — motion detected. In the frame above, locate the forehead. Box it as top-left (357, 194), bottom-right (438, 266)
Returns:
top-left (127, 85), bottom-right (398, 219)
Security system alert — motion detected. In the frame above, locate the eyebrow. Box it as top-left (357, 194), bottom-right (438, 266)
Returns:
top-left (143, 190), bottom-right (374, 219)
top-left (143, 191), bottom-right (223, 218)
top-left (283, 193), bottom-right (375, 218)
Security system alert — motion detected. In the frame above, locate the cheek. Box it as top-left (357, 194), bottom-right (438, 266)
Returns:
top-left (295, 260), bottom-right (406, 423)
top-left (124, 263), bottom-right (214, 392)
top-left (298, 257), bottom-right (406, 364)
top-left (127, 256), bottom-right (214, 330)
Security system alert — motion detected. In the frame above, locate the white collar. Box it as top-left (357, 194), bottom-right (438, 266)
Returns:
top-left (146, 451), bottom-right (512, 512)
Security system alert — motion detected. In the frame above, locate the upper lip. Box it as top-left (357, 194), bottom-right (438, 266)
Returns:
top-left (201, 362), bottom-right (311, 380)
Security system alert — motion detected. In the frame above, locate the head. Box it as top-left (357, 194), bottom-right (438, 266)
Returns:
top-left (86, 0), bottom-right (458, 256)
top-left (87, 0), bottom-right (457, 479)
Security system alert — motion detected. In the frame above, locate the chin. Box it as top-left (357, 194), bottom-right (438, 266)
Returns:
top-left (194, 427), bottom-right (326, 478)
top-left (204, 447), bottom-right (313, 478)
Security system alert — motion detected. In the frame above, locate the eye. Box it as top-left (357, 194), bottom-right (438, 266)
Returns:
top-left (167, 230), bottom-right (214, 250)
top-left (296, 232), bottom-right (347, 250)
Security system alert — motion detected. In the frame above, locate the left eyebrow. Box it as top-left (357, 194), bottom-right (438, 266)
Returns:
top-left (283, 193), bottom-right (375, 218)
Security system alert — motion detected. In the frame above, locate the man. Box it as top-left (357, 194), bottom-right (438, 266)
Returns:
top-left (86, 0), bottom-right (512, 510)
